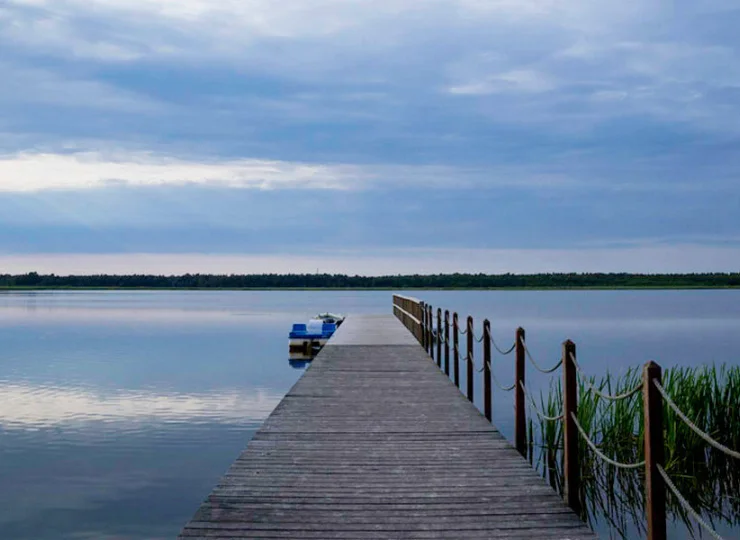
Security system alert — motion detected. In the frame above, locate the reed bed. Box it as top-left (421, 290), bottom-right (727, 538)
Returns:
top-left (530, 365), bottom-right (740, 538)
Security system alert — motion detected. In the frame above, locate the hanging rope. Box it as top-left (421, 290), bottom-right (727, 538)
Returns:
top-left (490, 335), bottom-right (516, 356)
top-left (570, 413), bottom-right (645, 469)
top-left (654, 380), bottom-right (740, 460)
top-left (485, 362), bottom-right (516, 391)
top-left (519, 336), bottom-right (563, 374)
top-left (568, 352), bottom-right (642, 401)
top-left (520, 381), bottom-right (563, 422)
top-left (454, 345), bottom-right (479, 371)
top-left (657, 465), bottom-right (725, 540)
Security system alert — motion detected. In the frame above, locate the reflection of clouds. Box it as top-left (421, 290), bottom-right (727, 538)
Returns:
top-left (0, 383), bottom-right (282, 428)
top-left (0, 305), bottom-right (291, 326)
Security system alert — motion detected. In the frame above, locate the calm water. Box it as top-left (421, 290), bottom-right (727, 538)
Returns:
top-left (1, 290), bottom-right (739, 539)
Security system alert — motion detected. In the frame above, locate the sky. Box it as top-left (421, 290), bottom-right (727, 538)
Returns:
top-left (1, 0), bottom-right (739, 275)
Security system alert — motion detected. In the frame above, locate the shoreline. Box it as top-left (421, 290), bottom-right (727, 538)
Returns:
top-left (2, 286), bottom-right (740, 291)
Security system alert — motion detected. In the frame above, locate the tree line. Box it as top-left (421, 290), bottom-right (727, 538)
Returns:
top-left (1, 272), bottom-right (739, 289)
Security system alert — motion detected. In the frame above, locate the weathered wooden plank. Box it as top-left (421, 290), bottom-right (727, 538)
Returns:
top-left (183, 515), bottom-right (588, 530)
top-left (179, 315), bottom-right (594, 539)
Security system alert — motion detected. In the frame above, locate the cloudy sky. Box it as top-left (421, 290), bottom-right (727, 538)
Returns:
top-left (1, 0), bottom-right (739, 274)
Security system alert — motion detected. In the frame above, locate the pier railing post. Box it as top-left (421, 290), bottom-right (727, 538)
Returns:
top-left (411, 299), bottom-right (416, 341)
top-left (562, 340), bottom-right (581, 514)
top-left (436, 308), bottom-right (442, 369)
top-left (515, 327), bottom-right (526, 457)
top-left (466, 316), bottom-right (474, 402)
top-left (444, 310), bottom-right (450, 377)
top-left (416, 301), bottom-right (422, 344)
top-left (452, 313), bottom-right (460, 388)
top-left (426, 305), bottom-right (433, 358)
top-left (416, 301), bottom-right (423, 344)
top-left (644, 361), bottom-right (666, 540)
top-left (420, 302), bottom-right (426, 350)
top-left (483, 319), bottom-right (492, 422)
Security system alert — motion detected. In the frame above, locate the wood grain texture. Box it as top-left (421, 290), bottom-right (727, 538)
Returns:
top-left (179, 315), bottom-right (595, 539)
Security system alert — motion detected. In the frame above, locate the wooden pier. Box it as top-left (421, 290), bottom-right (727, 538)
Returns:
top-left (179, 313), bottom-right (595, 539)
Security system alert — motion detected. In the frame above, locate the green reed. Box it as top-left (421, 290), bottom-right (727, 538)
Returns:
top-left (531, 365), bottom-right (740, 538)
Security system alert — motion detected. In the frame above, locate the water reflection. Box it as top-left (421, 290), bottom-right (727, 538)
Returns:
top-left (0, 291), bottom-right (316, 539)
top-left (0, 383), bottom-right (283, 429)
top-left (2, 290), bottom-right (740, 539)
top-left (288, 358), bottom-right (311, 370)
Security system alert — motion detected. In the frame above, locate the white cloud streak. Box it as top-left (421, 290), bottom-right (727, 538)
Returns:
top-left (0, 152), bottom-right (368, 191)
top-left (0, 151), bottom-right (593, 192)
top-left (449, 69), bottom-right (558, 95)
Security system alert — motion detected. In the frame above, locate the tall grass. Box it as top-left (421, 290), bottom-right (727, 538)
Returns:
top-left (531, 365), bottom-right (740, 538)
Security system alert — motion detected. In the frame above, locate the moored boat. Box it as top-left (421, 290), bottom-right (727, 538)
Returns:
top-left (288, 313), bottom-right (344, 358)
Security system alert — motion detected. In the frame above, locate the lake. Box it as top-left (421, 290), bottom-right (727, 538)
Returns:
top-left (1, 290), bottom-right (739, 539)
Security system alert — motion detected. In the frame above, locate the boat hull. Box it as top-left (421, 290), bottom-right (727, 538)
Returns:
top-left (289, 338), bottom-right (328, 355)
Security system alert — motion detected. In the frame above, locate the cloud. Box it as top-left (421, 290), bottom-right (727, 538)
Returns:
top-left (0, 150), bottom-right (597, 192)
top-left (449, 69), bottom-right (558, 95)
top-left (3, 0), bottom-right (740, 140)
top-left (0, 151), bottom-right (365, 191)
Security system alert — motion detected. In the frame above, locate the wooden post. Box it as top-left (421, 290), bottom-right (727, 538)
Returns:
top-left (466, 316), bottom-right (474, 402)
top-left (416, 301), bottom-right (423, 344)
top-left (436, 308), bottom-right (442, 369)
top-left (644, 361), bottom-right (666, 540)
top-left (515, 327), bottom-right (526, 457)
top-left (483, 319), bottom-right (492, 422)
top-left (426, 305), bottom-right (432, 358)
top-left (452, 313), bottom-right (460, 388)
top-left (562, 340), bottom-right (581, 514)
top-left (444, 310), bottom-right (450, 376)
top-left (412, 300), bottom-right (418, 342)
top-left (420, 302), bottom-right (426, 351)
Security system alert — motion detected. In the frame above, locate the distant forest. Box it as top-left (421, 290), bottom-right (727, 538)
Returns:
top-left (1, 272), bottom-right (740, 289)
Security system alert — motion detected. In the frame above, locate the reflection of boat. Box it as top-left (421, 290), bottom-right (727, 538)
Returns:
top-left (288, 314), bottom-right (344, 359)
top-left (288, 358), bottom-right (311, 370)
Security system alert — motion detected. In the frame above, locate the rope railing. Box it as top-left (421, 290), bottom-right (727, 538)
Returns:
top-left (570, 412), bottom-right (646, 470)
top-left (654, 380), bottom-right (740, 460)
top-left (491, 372), bottom-right (516, 392)
top-left (520, 381), bottom-right (563, 422)
top-left (657, 465), bottom-right (725, 540)
top-left (568, 352), bottom-right (643, 402)
top-left (396, 297), bottom-right (736, 540)
top-left (519, 336), bottom-right (563, 374)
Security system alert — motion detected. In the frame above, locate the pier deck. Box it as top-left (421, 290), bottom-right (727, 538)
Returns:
top-left (179, 314), bottom-right (595, 539)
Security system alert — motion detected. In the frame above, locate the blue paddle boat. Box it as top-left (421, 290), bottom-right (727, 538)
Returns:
top-left (289, 313), bottom-right (344, 358)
